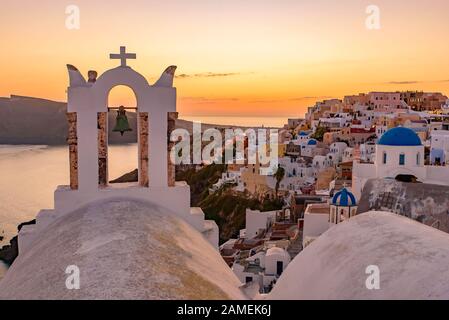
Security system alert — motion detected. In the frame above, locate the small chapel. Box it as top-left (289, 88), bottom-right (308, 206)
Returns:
top-left (17, 47), bottom-right (219, 253)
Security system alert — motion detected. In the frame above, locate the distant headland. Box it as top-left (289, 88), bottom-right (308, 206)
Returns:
top-left (0, 95), bottom-right (269, 145)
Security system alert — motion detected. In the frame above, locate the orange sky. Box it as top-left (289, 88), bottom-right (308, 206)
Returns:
top-left (1, 0), bottom-right (449, 121)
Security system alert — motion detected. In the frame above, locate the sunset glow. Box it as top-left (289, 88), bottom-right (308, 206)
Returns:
top-left (2, 0), bottom-right (449, 120)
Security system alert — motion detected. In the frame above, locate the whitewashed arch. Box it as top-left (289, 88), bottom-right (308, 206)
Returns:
top-left (385, 167), bottom-right (425, 182)
top-left (93, 67), bottom-right (150, 112)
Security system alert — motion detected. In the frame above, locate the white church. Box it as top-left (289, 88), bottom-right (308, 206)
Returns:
top-left (352, 126), bottom-right (449, 200)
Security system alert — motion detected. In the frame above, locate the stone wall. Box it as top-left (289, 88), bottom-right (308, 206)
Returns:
top-left (167, 112), bottom-right (178, 187)
top-left (67, 112), bottom-right (78, 190)
top-left (98, 112), bottom-right (108, 187)
top-left (139, 113), bottom-right (149, 187)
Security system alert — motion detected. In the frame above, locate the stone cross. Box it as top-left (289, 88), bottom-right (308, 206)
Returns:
top-left (110, 46), bottom-right (136, 67)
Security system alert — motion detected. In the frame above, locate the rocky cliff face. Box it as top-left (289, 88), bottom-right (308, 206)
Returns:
top-left (357, 178), bottom-right (449, 233)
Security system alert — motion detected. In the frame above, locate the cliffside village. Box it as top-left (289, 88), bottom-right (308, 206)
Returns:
top-left (214, 91), bottom-right (449, 294)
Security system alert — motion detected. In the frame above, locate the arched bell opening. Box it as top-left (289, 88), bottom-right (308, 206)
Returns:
top-left (98, 85), bottom-right (148, 188)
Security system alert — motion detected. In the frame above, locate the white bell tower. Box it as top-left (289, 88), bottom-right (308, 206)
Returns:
top-left (17, 48), bottom-right (220, 255)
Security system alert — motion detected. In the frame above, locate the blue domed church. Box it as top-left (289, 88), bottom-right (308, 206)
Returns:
top-left (353, 126), bottom-right (449, 200)
top-left (330, 188), bottom-right (358, 224)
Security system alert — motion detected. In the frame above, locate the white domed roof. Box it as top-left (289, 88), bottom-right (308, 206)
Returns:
top-left (266, 247), bottom-right (290, 259)
top-left (268, 212), bottom-right (449, 300)
top-left (0, 199), bottom-right (246, 300)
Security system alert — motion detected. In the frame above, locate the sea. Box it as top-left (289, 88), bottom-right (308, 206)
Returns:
top-left (0, 116), bottom-right (291, 280)
top-left (0, 144), bottom-right (139, 280)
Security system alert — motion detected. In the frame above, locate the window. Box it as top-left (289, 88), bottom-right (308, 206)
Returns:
top-left (399, 153), bottom-right (405, 166)
top-left (416, 153), bottom-right (420, 165)
top-left (245, 277), bottom-right (253, 283)
top-left (383, 152), bottom-right (387, 164)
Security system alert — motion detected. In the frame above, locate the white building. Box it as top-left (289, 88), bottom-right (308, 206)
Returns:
top-left (264, 247), bottom-right (291, 276)
top-left (300, 139), bottom-right (318, 157)
top-left (430, 130), bottom-right (449, 165)
top-left (353, 127), bottom-right (449, 200)
top-left (312, 155), bottom-right (329, 173)
top-left (232, 245), bottom-right (291, 293)
top-left (319, 114), bottom-right (351, 128)
top-left (210, 170), bottom-right (242, 193)
top-left (302, 203), bottom-right (330, 247)
top-left (294, 131), bottom-right (310, 142)
top-left (342, 147), bottom-right (355, 163)
top-left (244, 209), bottom-right (277, 239)
top-left (266, 157), bottom-right (314, 192)
top-left (328, 142), bottom-right (348, 163)
top-left (359, 143), bottom-right (376, 162)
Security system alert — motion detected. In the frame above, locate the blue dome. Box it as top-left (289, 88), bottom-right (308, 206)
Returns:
top-left (299, 131), bottom-right (308, 136)
top-left (332, 188), bottom-right (357, 206)
top-left (378, 127), bottom-right (422, 146)
top-left (307, 139), bottom-right (317, 146)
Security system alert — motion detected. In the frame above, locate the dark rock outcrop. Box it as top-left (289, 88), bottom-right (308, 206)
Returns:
top-left (109, 169), bottom-right (138, 183)
top-left (0, 219), bottom-right (36, 265)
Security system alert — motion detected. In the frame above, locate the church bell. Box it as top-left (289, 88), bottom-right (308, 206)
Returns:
top-left (113, 106), bottom-right (133, 136)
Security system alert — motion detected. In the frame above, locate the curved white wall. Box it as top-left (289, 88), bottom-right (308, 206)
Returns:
top-left (375, 145), bottom-right (425, 180)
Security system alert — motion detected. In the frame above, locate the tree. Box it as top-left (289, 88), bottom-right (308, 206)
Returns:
top-left (311, 126), bottom-right (327, 142)
top-left (274, 166), bottom-right (285, 198)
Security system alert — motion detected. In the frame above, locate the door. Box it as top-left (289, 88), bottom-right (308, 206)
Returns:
top-left (276, 261), bottom-right (284, 276)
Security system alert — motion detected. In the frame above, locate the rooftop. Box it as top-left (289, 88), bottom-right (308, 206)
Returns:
top-left (332, 188), bottom-right (357, 206)
top-left (0, 199), bottom-right (246, 300)
top-left (378, 127), bottom-right (422, 146)
top-left (305, 203), bottom-right (330, 215)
